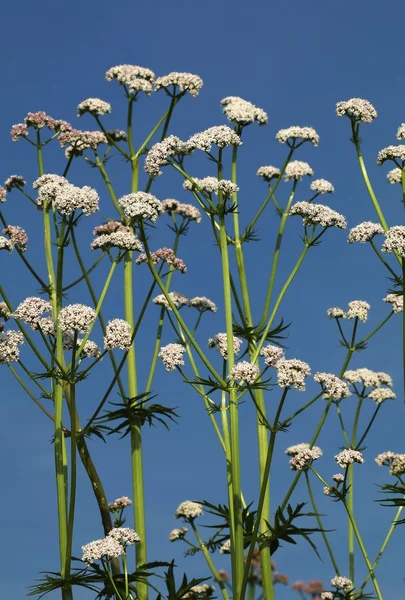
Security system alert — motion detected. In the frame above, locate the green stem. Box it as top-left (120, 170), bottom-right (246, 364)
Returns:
top-left (65, 335), bottom-right (78, 578)
top-left (190, 522), bottom-right (230, 600)
top-left (369, 240), bottom-right (401, 283)
top-left (63, 252), bottom-right (106, 291)
top-left (8, 364), bottom-right (54, 422)
top-left (356, 405), bottom-right (381, 449)
top-left (95, 156), bottom-right (124, 217)
top-left (305, 471), bottom-right (340, 574)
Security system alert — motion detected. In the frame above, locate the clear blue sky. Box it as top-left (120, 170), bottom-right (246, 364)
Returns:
top-left (1, 1), bottom-right (405, 599)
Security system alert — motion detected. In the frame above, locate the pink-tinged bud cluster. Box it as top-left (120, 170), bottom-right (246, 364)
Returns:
top-left (77, 98), bottom-right (112, 117)
top-left (59, 129), bottom-right (107, 158)
top-left (58, 304), bottom-right (97, 334)
top-left (11, 112), bottom-right (71, 141)
top-left (5, 175), bottom-right (26, 192)
top-left (108, 497), bottom-right (132, 512)
top-left (10, 123), bottom-right (28, 142)
top-left (0, 330), bottom-right (24, 363)
top-left (162, 199), bottom-right (201, 222)
top-left (92, 222), bottom-right (142, 252)
top-left (3, 226), bottom-right (28, 252)
top-left (106, 64), bottom-right (155, 94)
top-left (136, 247), bottom-right (186, 273)
top-left (155, 72), bottom-right (203, 97)
top-left (221, 96), bottom-right (268, 126)
top-left (0, 187), bottom-right (7, 203)
top-left (158, 343), bottom-right (186, 371)
top-left (276, 358), bottom-right (311, 391)
top-left (104, 319), bottom-right (132, 351)
top-left (208, 332), bottom-right (242, 359)
top-left (334, 449), bottom-right (364, 468)
top-left (145, 136), bottom-right (194, 178)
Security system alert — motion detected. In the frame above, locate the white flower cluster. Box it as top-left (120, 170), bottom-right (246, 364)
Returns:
top-left (310, 179), bottom-right (334, 194)
top-left (289, 447), bottom-right (322, 471)
top-left (320, 593), bottom-right (333, 600)
top-left (158, 343), bottom-right (186, 371)
top-left (58, 304), bottom-right (97, 334)
top-left (109, 527), bottom-right (141, 546)
top-left (169, 527), bottom-right (188, 541)
top-left (34, 174), bottom-right (99, 216)
top-left (0, 187), bottom-right (6, 203)
top-left (0, 330), bottom-right (24, 363)
top-left (368, 388), bottom-right (396, 403)
top-left (397, 123), bottom-right (405, 140)
top-left (347, 300), bottom-right (370, 322)
top-left (221, 96), bottom-right (268, 126)
top-left (188, 125), bottom-right (242, 152)
top-left (144, 135), bottom-right (194, 178)
top-left (336, 98), bottom-right (377, 123)
top-left (289, 201), bottom-right (347, 229)
top-left (333, 473), bottom-right (345, 483)
top-left (118, 191), bottom-right (164, 223)
top-left (190, 297), bottom-right (217, 313)
top-left (229, 361), bottom-right (259, 384)
top-left (155, 72), bottom-right (203, 97)
top-left (375, 451), bottom-right (397, 467)
top-left (331, 576), bottom-right (353, 590)
top-left (276, 126), bottom-right (319, 147)
top-left (219, 539), bottom-right (231, 554)
top-left (284, 161), bottom-right (313, 181)
top-left (375, 451), bottom-right (405, 475)
top-left (327, 307), bottom-right (346, 319)
top-left (153, 291), bottom-right (190, 310)
top-left (162, 199), bottom-right (202, 222)
top-left (377, 145), bottom-right (405, 166)
top-left (0, 302), bottom-right (11, 319)
top-left (208, 333), bottom-right (242, 359)
top-left (3, 226), bottom-right (28, 252)
top-left (348, 221), bottom-right (384, 244)
top-left (382, 225), bottom-right (405, 255)
top-left (108, 497), bottom-right (132, 512)
top-left (5, 175), bottom-right (26, 192)
top-left (77, 98), bottom-right (112, 117)
top-left (106, 129), bottom-right (127, 142)
top-left (256, 165), bottom-right (281, 182)
top-left (12, 297), bottom-right (52, 329)
top-left (260, 344), bottom-right (285, 367)
top-left (276, 358), bottom-right (311, 391)
top-left (285, 442), bottom-right (314, 456)
top-left (81, 527), bottom-right (140, 565)
top-left (175, 500), bottom-right (203, 520)
top-left (183, 585), bottom-right (216, 599)
top-left (104, 319), bottom-right (132, 351)
top-left (91, 228), bottom-right (143, 252)
top-left (183, 176), bottom-right (239, 197)
top-left (106, 64), bottom-right (155, 94)
top-left (0, 236), bottom-right (13, 252)
top-left (386, 167), bottom-right (402, 184)
top-left (334, 449), bottom-right (364, 468)
top-left (344, 368), bottom-right (392, 388)
top-left (383, 293), bottom-right (403, 313)
top-left (313, 372), bottom-right (351, 400)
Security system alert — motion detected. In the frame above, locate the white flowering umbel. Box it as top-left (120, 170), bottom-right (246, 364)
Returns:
top-left (108, 527), bottom-right (141, 546)
top-left (106, 64), bottom-right (155, 94)
top-left (190, 297), bottom-right (217, 313)
top-left (175, 500), bottom-right (203, 521)
top-left (330, 576), bottom-right (353, 590)
top-left (382, 225), bottom-right (405, 255)
top-left (208, 333), bottom-right (242, 359)
top-left (378, 145), bottom-right (405, 166)
top-left (155, 72), bottom-right (203, 97)
top-left (344, 368), bottom-right (392, 388)
top-left (118, 192), bottom-right (164, 223)
top-left (153, 291), bottom-right (190, 310)
top-left (229, 361), bottom-right (259, 385)
top-left (256, 166), bottom-right (281, 182)
top-left (313, 372), bottom-right (351, 400)
top-left (5, 175), bottom-right (26, 192)
top-left (285, 442), bottom-right (312, 456)
top-left (104, 319), bottom-right (132, 351)
top-left (188, 126), bottom-right (242, 152)
top-left (346, 300), bottom-right (370, 322)
top-left (348, 221), bottom-right (384, 244)
top-left (276, 359), bottom-right (311, 391)
top-left (386, 167), bottom-right (402, 184)
top-left (58, 304), bottom-right (97, 334)
top-left (310, 179), bottom-right (334, 194)
top-left (284, 161), bottom-right (313, 181)
top-left (0, 330), bottom-right (24, 364)
top-left (276, 126), bottom-right (319, 147)
top-left (13, 297), bottom-right (52, 329)
top-left (108, 497), bottom-right (132, 512)
top-left (162, 199), bottom-right (202, 223)
top-left (220, 96), bottom-right (268, 126)
top-left (183, 176), bottom-right (239, 197)
top-left (376, 452), bottom-right (405, 476)
top-left (327, 307), bottom-right (347, 319)
top-left (183, 585), bottom-right (216, 599)
top-left (289, 447), bottom-right (322, 471)
top-left (334, 449), bottom-right (364, 468)
top-left (34, 174), bottom-right (99, 216)
top-left (81, 537), bottom-right (125, 565)
top-left (289, 202), bottom-right (347, 229)
top-left (336, 98), bottom-right (377, 123)
top-left (219, 539), bottom-right (231, 554)
top-left (158, 343), bottom-right (186, 371)
top-left (144, 136), bottom-right (194, 178)
top-left (77, 98), bottom-right (112, 117)
top-left (169, 527), bottom-right (188, 542)
top-left (383, 293), bottom-right (403, 313)
top-left (260, 344), bottom-right (285, 367)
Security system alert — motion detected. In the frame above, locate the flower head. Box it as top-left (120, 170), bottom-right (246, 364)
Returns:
top-left (82, 537), bottom-right (125, 564)
top-left (260, 344), bottom-right (285, 367)
top-left (5, 175), bottom-right (26, 192)
top-left (106, 129), bottom-right (127, 142)
top-left (34, 174), bottom-right (99, 215)
top-left (10, 123), bottom-right (28, 142)
top-left (284, 161), bottom-right (313, 181)
top-left (188, 126), bottom-right (242, 152)
top-left (383, 293), bottom-right (403, 313)
top-left (336, 98), bottom-right (377, 123)
top-left (256, 166), bottom-right (281, 182)
top-left (219, 539), bottom-right (231, 554)
top-left (344, 368), bottom-right (392, 388)
top-left (108, 527), bottom-right (140, 546)
top-left (3, 226), bottom-right (27, 251)
top-left (13, 297), bottom-right (52, 329)
top-left (144, 136), bottom-right (193, 178)
top-left (289, 447), bottom-right (322, 471)
top-left (229, 361), bottom-right (259, 385)
top-left (153, 291), bottom-right (190, 310)
top-left (77, 98), bottom-right (111, 117)
top-left (276, 358), bottom-right (311, 391)
top-left (331, 576), bottom-right (353, 590)
top-left (0, 303), bottom-right (11, 319)
top-left (162, 199), bottom-right (202, 222)
top-left (91, 228), bottom-right (142, 252)
top-left (334, 449), bottom-right (364, 468)
top-left (377, 145), bottom-right (405, 166)
top-left (118, 191), bottom-right (163, 223)
top-left (276, 126), bottom-right (319, 147)
top-left (333, 473), bottom-right (345, 483)
top-left (386, 167), bottom-right (402, 184)
top-left (314, 372), bottom-right (351, 399)
top-left (58, 304), bottom-right (96, 334)
top-left (155, 72), bottom-right (203, 97)
top-left (348, 221), bottom-right (384, 244)
top-left (169, 527), bottom-right (188, 541)
top-left (0, 330), bottom-right (24, 363)
top-left (136, 247), bottom-right (186, 273)
top-left (183, 176), bottom-right (238, 197)
top-left (382, 225), bottom-right (405, 255)
top-left (175, 500), bottom-right (203, 520)
top-left (208, 333), bottom-right (242, 359)
top-left (327, 307), bottom-right (346, 319)
top-left (310, 179), bottom-right (334, 194)
top-left (221, 96), bottom-right (268, 126)
top-left (108, 497), bottom-right (132, 512)
top-left (285, 443), bottom-right (313, 456)
top-left (158, 343), bottom-right (186, 371)
top-left (104, 319), bottom-right (132, 351)
top-left (106, 64), bottom-right (155, 94)
top-left (368, 388), bottom-right (396, 404)
top-left (58, 129), bottom-right (107, 157)
top-left (347, 300), bottom-right (370, 322)
top-left (190, 297), bottom-right (217, 313)
top-left (289, 201), bottom-right (347, 229)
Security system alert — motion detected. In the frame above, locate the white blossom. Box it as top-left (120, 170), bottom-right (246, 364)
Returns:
top-left (377, 145), bottom-right (405, 166)
top-left (348, 221), bottom-right (384, 244)
top-left (276, 126), bottom-right (319, 147)
top-left (260, 344), bottom-right (285, 367)
top-left (284, 161), bottom-right (313, 181)
top-left (188, 126), bottom-right (242, 152)
top-left (229, 361), bottom-right (259, 384)
top-left (158, 343), bottom-right (186, 371)
top-left (221, 96), bottom-right (268, 126)
top-left (144, 136), bottom-right (193, 178)
top-left (310, 179), bottom-right (334, 194)
top-left (386, 167), bottom-right (402, 184)
top-left (169, 527), bottom-right (188, 541)
top-left (313, 372), bottom-right (351, 399)
top-left (336, 98), bottom-right (377, 123)
top-left (77, 98), bottom-right (112, 117)
top-left (383, 293), bottom-right (403, 313)
top-left (104, 319), bottom-right (132, 351)
top-left (347, 300), bottom-right (370, 322)
top-left (118, 192), bottom-right (164, 223)
top-left (208, 333), bottom-right (242, 359)
top-left (58, 304), bottom-right (96, 334)
top-left (12, 297), bottom-right (52, 329)
top-left (256, 166), bottom-right (281, 182)
top-left (334, 449), bottom-right (364, 468)
top-left (155, 72), bottom-right (203, 97)
top-left (175, 501), bottom-right (203, 520)
top-left (276, 358), bottom-right (311, 391)
top-left (382, 225), bottom-right (405, 255)
top-left (289, 201), bottom-right (347, 229)
top-left (183, 176), bottom-right (238, 196)
top-left (106, 64), bottom-right (155, 94)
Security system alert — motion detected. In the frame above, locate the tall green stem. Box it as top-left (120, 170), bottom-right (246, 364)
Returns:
top-left (191, 522), bottom-right (230, 600)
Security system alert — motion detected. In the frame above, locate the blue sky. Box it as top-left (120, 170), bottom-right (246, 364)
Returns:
top-left (1, 1), bottom-right (405, 599)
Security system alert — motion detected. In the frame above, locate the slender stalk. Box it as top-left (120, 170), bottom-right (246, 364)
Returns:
top-left (65, 335), bottom-right (78, 579)
top-left (403, 259), bottom-right (405, 399)
top-left (95, 156), bottom-right (124, 217)
top-left (8, 364), bottom-right (54, 422)
top-left (305, 471), bottom-right (340, 574)
top-left (190, 522), bottom-right (230, 600)
top-left (62, 252), bottom-right (106, 291)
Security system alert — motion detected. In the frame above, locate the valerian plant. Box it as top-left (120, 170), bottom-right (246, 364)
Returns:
top-left (0, 67), bottom-right (404, 600)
